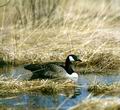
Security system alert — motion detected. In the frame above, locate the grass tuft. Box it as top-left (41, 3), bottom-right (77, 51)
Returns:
top-left (70, 97), bottom-right (120, 110)
top-left (88, 82), bottom-right (120, 96)
top-left (0, 79), bottom-right (76, 97)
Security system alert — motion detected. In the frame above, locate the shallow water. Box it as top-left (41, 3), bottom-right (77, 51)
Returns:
top-left (0, 66), bottom-right (120, 110)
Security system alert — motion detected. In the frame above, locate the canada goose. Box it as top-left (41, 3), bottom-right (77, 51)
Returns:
top-left (24, 54), bottom-right (82, 81)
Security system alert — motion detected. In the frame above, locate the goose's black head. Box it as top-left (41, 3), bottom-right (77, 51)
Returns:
top-left (66, 54), bottom-right (82, 63)
top-left (65, 54), bottom-right (82, 74)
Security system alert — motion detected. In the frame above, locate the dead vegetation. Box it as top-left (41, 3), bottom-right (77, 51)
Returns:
top-left (88, 82), bottom-right (120, 96)
top-left (0, 0), bottom-right (120, 72)
top-left (0, 79), bottom-right (76, 97)
top-left (70, 97), bottom-right (120, 110)
top-left (0, 0), bottom-right (120, 109)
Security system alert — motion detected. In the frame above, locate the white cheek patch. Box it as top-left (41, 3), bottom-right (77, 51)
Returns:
top-left (69, 56), bottom-right (75, 62)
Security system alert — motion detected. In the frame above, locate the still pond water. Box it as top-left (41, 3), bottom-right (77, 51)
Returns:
top-left (0, 66), bottom-right (120, 110)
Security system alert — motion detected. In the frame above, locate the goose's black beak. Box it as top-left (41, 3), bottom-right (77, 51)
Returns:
top-left (77, 59), bottom-right (82, 62)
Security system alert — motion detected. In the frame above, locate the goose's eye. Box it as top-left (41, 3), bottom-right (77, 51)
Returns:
top-left (69, 56), bottom-right (75, 62)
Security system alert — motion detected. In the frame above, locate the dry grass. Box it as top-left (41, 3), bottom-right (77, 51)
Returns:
top-left (70, 97), bottom-right (120, 110)
top-left (0, 0), bottom-right (120, 99)
top-left (88, 82), bottom-right (120, 96)
top-left (0, 79), bottom-right (76, 97)
top-left (0, 0), bottom-right (119, 72)
top-left (0, 1), bottom-right (120, 109)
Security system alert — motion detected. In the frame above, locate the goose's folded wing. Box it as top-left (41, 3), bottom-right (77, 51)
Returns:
top-left (24, 62), bottom-right (64, 71)
top-left (48, 64), bottom-right (66, 73)
top-left (24, 64), bottom-right (47, 71)
top-left (46, 64), bottom-right (67, 77)
top-left (24, 63), bottom-right (66, 79)
top-left (30, 64), bottom-right (67, 79)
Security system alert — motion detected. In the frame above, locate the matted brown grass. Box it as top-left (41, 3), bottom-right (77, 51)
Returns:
top-left (70, 97), bottom-right (120, 110)
top-left (88, 82), bottom-right (120, 96)
top-left (0, 79), bottom-right (76, 97)
top-left (0, 0), bottom-right (120, 72)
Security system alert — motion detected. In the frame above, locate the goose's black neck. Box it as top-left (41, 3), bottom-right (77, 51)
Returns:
top-left (65, 57), bottom-right (74, 75)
